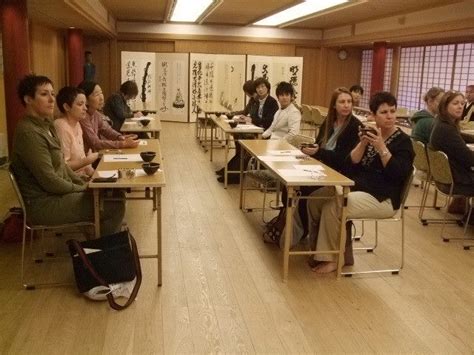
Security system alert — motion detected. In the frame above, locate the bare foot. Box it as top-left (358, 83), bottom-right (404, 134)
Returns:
top-left (311, 261), bottom-right (337, 274)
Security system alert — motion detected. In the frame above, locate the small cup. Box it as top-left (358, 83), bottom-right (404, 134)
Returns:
top-left (140, 151), bottom-right (156, 162)
top-left (142, 162), bottom-right (160, 175)
top-left (140, 119), bottom-right (151, 127)
top-left (229, 121), bottom-right (238, 128)
top-left (141, 110), bottom-right (149, 116)
top-left (125, 168), bottom-right (135, 179)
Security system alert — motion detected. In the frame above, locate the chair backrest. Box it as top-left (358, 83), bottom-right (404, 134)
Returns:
top-left (8, 166), bottom-right (28, 221)
top-left (412, 139), bottom-right (429, 173)
top-left (311, 107), bottom-right (325, 126)
top-left (399, 168), bottom-right (416, 209)
top-left (426, 147), bottom-right (453, 186)
top-left (300, 104), bottom-right (312, 123)
top-left (286, 134), bottom-right (316, 148)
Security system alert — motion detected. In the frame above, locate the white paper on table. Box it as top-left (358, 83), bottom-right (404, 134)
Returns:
top-left (293, 164), bottom-right (325, 172)
top-left (103, 154), bottom-right (142, 162)
top-left (139, 140), bottom-right (148, 145)
top-left (122, 121), bottom-right (137, 126)
top-left (224, 119), bottom-right (234, 123)
top-left (258, 155), bottom-right (298, 162)
top-left (135, 168), bottom-right (162, 177)
top-left (130, 116), bottom-right (155, 121)
top-left (235, 124), bottom-right (261, 130)
top-left (97, 170), bottom-right (118, 178)
top-left (268, 149), bottom-right (302, 156)
top-left (277, 169), bottom-right (327, 178)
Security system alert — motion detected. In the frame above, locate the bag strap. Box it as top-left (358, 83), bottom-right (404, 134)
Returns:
top-left (69, 232), bottom-right (142, 311)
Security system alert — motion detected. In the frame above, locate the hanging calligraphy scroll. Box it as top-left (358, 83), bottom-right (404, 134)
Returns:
top-left (121, 51), bottom-right (156, 111)
top-left (121, 52), bottom-right (189, 122)
top-left (246, 55), bottom-right (304, 105)
top-left (189, 53), bottom-right (246, 122)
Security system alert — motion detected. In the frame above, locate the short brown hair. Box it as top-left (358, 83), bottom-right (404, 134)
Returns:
top-left (120, 80), bottom-right (139, 97)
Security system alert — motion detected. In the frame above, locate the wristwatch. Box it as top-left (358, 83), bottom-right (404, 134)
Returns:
top-left (379, 149), bottom-right (390, 157)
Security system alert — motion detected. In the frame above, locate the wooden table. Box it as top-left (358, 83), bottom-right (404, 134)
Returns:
top-left (239, 139), bottom-right (354, 281)
top-left (120, 115), bottom-right (162, 139)
top-left (89, 139), bottom-right (166, 286)
top-left (196, 104), bottom-right (230, 150)
top-left (210, 115), bottom-right (263, 188)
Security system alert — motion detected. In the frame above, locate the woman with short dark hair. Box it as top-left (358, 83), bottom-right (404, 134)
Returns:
top-left (11, 75), bottom-right (125, 235)
top-left (54, 86), bottom-right (98, 178)
top-left (104, 80), bottom-right (142, 131)
top-left (306, 91), bottom-right (414, 273)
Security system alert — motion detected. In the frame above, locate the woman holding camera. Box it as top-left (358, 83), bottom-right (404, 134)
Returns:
top-left (306, 92), bottom-right (414, 273)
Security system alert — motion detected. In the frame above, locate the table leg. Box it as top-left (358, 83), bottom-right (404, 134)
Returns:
top-left (224, 133), bottom-right (229, 188)
top-left (239, 144), bottom-right (245, 209)
top-left (203, 114), bottom-right (208, 149)
top-left (156, 187), bottom-right (162, 286)
top-left (210, 123), bottom-right (214, 161)
top-left (336, 186), bottom-right (349, 278)
top-left (93, 189), bottom-right (101, 237)
top-left (282, 186), bottom-right (294, 282)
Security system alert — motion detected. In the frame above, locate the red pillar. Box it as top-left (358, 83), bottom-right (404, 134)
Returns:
top-left (370, 41), bottom-right (387, 95)
top-left (1, 0), bottom-right (30, 154)
top-left (67, 28), bottom-right (84, 86)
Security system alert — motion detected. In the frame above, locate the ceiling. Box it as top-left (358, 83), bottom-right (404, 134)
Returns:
top-left (27, 0), bottom-right (465, 36)
top-left (101, 0), bottom-right (462, 28)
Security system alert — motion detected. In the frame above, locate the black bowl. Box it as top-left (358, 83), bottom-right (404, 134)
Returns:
top-left (229, 121), bottom-right (238, 128)
top-left (140, 119), bottom-right (151, 127)
top-left (142, 162), bottom-right (160, 175)
top-left (226, 113), bottom-right (233, 120)
top-left (141, 110), bottom-right (149, 116)
top-left (140, 151), bottom-right (156, 162)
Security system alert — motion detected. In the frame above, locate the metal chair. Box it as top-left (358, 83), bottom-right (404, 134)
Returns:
top-left (342, 169), bottom-right (415, 277)
top-left (406, 139), bottom-right (446, 225)
top-left (426, 148), bottom-right (474, 250)
top-left (8, 167), bottom-right (96, 289)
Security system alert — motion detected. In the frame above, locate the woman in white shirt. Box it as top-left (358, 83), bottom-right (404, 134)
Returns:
top-left (262, 82), bottom-right (301, 140)
top-left (54, 86), bottom-right (98, 179)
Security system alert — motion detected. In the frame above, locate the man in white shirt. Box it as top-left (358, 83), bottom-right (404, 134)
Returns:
top-left (262, 82), bottom-right (301, 140)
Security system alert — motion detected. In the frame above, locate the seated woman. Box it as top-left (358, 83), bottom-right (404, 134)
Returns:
top-left (11, 75), bottom-right (125, 235)
top-left (103, 80), bottom-right (143, 132)
top-left (306, 92), bottom-right (414, 273)
top-left (266, 87), bottom-right (362, 246)
top-left (411, 87), bottom-right (445, 144)
top-left (262, 81), bottom-right (301, 140)
top-left (54, 86), bottom-right (98, 179)
top-left (216, 80), bottom-right (260, 182)
top-left (430, 90), bottom-right (474, 194)
top-left (78, 81), bottom-right (139, 152)
top-left (217, 78), bottom-right (279, 183)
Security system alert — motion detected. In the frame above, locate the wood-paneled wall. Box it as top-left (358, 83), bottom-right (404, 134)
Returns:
top-left (29, 22), bottom-right (66, 90)
top-left (86, 37), bottom-right (363, 107)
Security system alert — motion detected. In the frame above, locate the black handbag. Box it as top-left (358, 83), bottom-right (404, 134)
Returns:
top-left (66, 230), bottom-right (142, 310)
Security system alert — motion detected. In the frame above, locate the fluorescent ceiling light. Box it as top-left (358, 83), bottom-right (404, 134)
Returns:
top-left (254, 0), bottom-right (348, 26)
top-left (170, 0), bottom-right (213, 22)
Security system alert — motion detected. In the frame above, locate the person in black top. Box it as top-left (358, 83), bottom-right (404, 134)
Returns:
top-left (430, 90), bottom-right (474, 193)
top-left (272, 87), bottom-right (363, 247)
top-left (307, 92), bottom-right (414, 274)
top-left (217, 78), bottom-right (278, 183)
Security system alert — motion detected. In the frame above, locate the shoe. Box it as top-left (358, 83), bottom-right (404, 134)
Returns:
top-left (215, 167), bottom-right (225, 176)
top-left (217, 175), bottom-right (240, 184)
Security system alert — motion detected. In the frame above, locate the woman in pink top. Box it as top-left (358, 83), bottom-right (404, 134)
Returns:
top-left (77, 81), bottom-right (139, 152)
top-left (54, 87), bottom-right (98, 179)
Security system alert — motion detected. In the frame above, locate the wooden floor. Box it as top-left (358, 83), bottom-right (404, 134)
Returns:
top-left (0, 121), bottom-right (473, 354)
